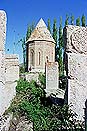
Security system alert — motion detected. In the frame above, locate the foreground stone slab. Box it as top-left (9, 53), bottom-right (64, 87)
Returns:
top-left (64, 25), bottom-right (87, 120)
top-left (0, 11), bottom-right (19, 116)
top-left (0, 10), bottom-right (6, 116)
top-left (63, 25), bottom-right (87, 55)
top-left (0, 10), bottom-right (6, 51)
top-left (66, 53), bottom-right (87, 120)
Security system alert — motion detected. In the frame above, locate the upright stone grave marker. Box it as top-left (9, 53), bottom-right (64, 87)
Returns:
top-left (64, 25), bottom-right (87, 120)
top-left (0, 10), bottom-right (6, 115)
top-left (46, 62), bottom-right (59, 96)
top-left (0, 10), bottom-right (19, 116)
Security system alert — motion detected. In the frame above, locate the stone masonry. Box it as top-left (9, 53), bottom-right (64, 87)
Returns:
top-left (64, 25), bottom-right (87, 120)
top-left (46, 62), bottom-right (59, 96)
top-left (26, 18), bottom-right (55, 73)
top-left (0, 10), bottom-right (19, 116)
top-left (0, 10), bottom-right (6, 116)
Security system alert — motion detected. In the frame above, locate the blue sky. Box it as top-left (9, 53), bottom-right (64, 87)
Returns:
top-left (1, 0), bottom-right (87, 63)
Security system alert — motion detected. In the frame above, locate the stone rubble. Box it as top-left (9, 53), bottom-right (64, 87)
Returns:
top-left (0, 114), bottom-right (13, 131)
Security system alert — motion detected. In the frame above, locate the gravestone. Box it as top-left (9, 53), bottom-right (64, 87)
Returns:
top-left (46, 62), bottom-right (59, 96)
top-left (0, 10), bottom-right (19, 116)
top-left (64, 25), bottom-right (87, 120)
top-left (0, 10), bottom-right (6, 115)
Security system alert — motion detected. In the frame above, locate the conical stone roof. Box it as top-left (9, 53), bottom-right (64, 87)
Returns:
top-left (27, 18), bottom-right (55, 43)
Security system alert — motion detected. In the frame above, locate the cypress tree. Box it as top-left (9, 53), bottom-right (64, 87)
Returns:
top-left (52, 18), bottom-right (58, 61)
top-left (22, 37), bottom-right (26, 68)
top-left (58, 17), bottom-right (63, 76)
top-left (70, 14), bottom-right (74, 25)
top-left (65, 14), bottom-right (69, 26)
top-left (81, 14), bottom-right (86, 27)
top-left (26, 25), bottom-right (31, 71)
top-left (26, 23), bottom-right (35, 71)
top-left (26, 24), bottom-right (32, 41)
top-left (47, 18), bottom-right (51, 33)
top-left (76, 17), bottom-right (80, 26)
top-left (31, 21), bottom-right (35, 32)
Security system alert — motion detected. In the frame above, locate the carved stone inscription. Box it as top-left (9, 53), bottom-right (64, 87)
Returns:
top-left (0, 11), bottom-right (6, 51)
top-left (46, 62), bottom-right (58, 95)
top-left (64, 25), bottom-right (87, 120)
top-left (64, 25), bottom-right (87, 54)
top-left (67, 53), bottom-right (87, 120)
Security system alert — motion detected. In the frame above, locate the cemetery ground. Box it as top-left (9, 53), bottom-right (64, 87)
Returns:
top-left (4, 73), bottom-right (84, 131)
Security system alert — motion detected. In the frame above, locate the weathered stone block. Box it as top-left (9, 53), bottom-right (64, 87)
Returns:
top-left (64, 25), bottom-right (87, 120)
top-left (5, 54), bottom-right (19, 82)
top-left (64, 25), bottom-right (87, 54)
top-left (0, 10), bottom-right (6, 51)
top-left (25, 72), bottom-right (39, 82)
top-left (46, 62), bottom-right (59, 96)
top-left (0, 10), bottom-right (19, 116)
top-left (66, 53), bottom-right (87, 120)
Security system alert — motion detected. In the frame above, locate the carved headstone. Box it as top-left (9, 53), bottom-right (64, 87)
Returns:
top-left (0, 10), bottom-right (6, 51)
top-left (0, 11), bottom-right (19, 116)
top-left (0, 10), bottom-right (6, 115)
top-left (64, 25), bottom-right (87, 120)
top-left (46, 62), bottom-right (59, 96)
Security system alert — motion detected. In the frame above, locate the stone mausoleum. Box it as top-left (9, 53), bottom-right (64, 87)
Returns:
top-left (26, 18), bottom-right (55, 72)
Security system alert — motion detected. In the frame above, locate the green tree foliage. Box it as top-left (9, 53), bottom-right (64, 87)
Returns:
top-left (8, 79), bottom-right (84, 131)
top-left (38, 73), bottom-right (46, 88)
top-left (31, 21), bottom-right (35, 32)
top-left (70, 14), bottom-right (74, 25)
top-left (76, 17), bottom-right (80, 26)
top-left (22, 37), bottom-right (26, 68)
top-left (26, 25), bottom-right (32, 71)
top-left (26, 22), bottom-right (35, 71)
top-left (26, 22), bottom-right (35, 41)
top-left (58, 17), bottom-right (64, 76)
top-left (65, 14), bottom-right (69, 26)
top-left (81, 14), bottom-right (86, 27)
top-left (52, 19), bottom-right (58, 61)
top-left (26, 24), bottom-right (32, 41)
top-left (16, 37), bottom-right (26, 71)
top-left (47, 18), bottom-right (51, 33)
top-left (19, 66), bottom-right (25, 74)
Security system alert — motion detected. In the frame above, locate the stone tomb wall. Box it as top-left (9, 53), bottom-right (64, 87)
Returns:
top-left (46, 62), bottom-right (59, 96)
top-left (0, 10), bottom-right (6, 115)
top-left (5, 54), bottom-right (19, 82)
top-left (0, 55), bottom-right (19, 115)
top-left (3, 54), bottom-right (19, 114)
top-left (28, 40), bottom-right (55, 73)
top-left (0, 10), bottom-right (19, 115)
top-left (64, 25), bottom-right (87, 120)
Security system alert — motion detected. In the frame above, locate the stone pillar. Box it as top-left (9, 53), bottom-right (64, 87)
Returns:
top-left (46, 62), bottom-right (59, 96)
top-left (0, 10), bottom-right (6, 115)
top-left (64, 25), bottom-right (87, 120)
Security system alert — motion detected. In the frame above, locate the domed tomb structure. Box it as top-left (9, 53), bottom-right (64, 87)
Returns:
top-left (26, 18), bottom-right (55, 72)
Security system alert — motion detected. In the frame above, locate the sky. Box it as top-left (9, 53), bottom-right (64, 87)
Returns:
top-left (1, 0), bottom-right (87, 63)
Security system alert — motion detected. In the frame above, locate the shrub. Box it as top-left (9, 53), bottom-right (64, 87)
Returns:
top-left (8, 79), bottom-right (84, 131)
top-left (19, 66), bottom-right (25, 73)
top-left (38, 73), bottom-right (46, 88)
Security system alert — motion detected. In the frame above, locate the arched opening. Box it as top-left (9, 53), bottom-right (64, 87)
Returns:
top-left (46, 56), bottom-right (49, 62)
top-left (30, 50), bottom-right (34, 66)
top-left (38, 52), bottom-right (41, 65)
